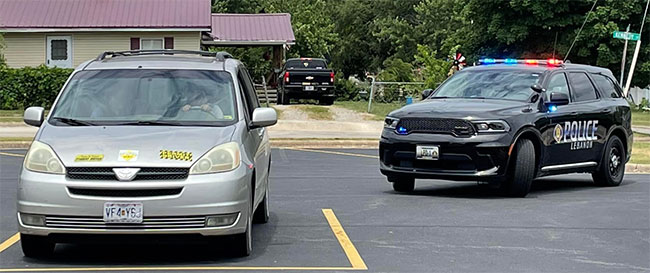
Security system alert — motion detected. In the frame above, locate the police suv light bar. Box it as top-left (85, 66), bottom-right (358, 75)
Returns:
top-left (478, 58), bottom-right (563, 66)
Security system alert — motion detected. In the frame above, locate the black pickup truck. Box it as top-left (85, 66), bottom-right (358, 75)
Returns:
top-left (277, 58), bottom-right (335, 105)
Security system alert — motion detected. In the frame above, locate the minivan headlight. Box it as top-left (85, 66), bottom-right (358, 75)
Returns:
top-left (190, 142), bottom-right (241, 174)
top-left (472, 120), bottom-right (510, 133)
top-left (24, 141), bottom-right (65, 174)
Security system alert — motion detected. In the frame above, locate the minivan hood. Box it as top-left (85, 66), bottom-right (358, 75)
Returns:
top-left (38, 124), bottom-right (236, 167)
top-left (389, 99), bottom-right (530, 119)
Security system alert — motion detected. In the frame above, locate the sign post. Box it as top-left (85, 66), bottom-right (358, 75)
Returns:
top-left (618, 25), bottom-right (631, 86)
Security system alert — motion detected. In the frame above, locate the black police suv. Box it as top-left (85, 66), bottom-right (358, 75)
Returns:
top-left (380, 59), bottom-right (633, 197)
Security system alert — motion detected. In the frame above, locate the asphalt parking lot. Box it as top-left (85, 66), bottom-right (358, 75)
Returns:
top-left (0, 148), bottom-right (649, 272)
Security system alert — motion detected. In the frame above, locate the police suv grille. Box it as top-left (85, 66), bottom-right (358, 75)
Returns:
top-left (397, 118), bottom-right (476, 137)
top-left (44, 215), bottom-right (206, 229)
top-left (68, 187), bottom-right (183, 197)
top-left (66, 167), bottom-right (189, 181)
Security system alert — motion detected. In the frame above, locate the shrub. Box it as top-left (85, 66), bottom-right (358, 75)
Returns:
top-left (0, 65), bottom-right (73, 110)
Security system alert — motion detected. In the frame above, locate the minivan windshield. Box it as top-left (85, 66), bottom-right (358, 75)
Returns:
top-left (432, 69), bottom-right (542, 101)
top-left (50, 70), bottom-right (236, 126)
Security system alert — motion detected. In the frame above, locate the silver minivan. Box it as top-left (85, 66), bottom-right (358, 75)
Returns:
top-left (18, 50), bottom-right (276, 257)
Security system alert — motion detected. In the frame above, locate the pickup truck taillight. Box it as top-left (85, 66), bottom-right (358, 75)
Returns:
top-left (284, 72), bottom-right (290, 83)
top-left (330, 72), bottom-right (335, 83)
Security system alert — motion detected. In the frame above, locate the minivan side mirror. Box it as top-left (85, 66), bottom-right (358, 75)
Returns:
top-left (251, 107), bottom-right (277, 128)
top-left (24, 106), bottom-right (45, 127)
top-left (421, 89), bottom-right (434, 100)
top-left (547, 92), bottom-right (570, 106)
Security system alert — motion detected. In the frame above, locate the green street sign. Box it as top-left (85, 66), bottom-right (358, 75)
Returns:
top-left (613, 31), bottom-right (640, 41)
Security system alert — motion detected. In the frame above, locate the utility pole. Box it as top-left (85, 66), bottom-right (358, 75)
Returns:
top-left (624, 0), bottom-right (650, 96)
top-left (367, 75), bottom-right (375, 113)
top-left (620, 24), bottom-right (630, 86)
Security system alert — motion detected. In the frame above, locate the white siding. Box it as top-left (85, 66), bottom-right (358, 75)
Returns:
top-left (2, 33), bottom-right (46, 68)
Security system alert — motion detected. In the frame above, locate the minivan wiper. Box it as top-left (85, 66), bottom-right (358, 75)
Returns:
top-left (51, 117), bottom-right (96, 126)
top-left (116, 120), bottom-right (183, 126)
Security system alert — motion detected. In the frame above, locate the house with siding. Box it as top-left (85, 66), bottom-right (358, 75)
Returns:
top-left (0, 0), bottom-right (210, 68)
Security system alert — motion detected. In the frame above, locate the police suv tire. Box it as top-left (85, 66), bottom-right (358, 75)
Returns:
top-left (592, 135), bottom-right (625, 187)
top-left (392, 177), bottom-right (415, 192)
top-left (21, 234), bottom-right (55, 257)
top-left (505, 138), bottom-right (535, 197)
top-left (253, 187), bottom-right (270, 224)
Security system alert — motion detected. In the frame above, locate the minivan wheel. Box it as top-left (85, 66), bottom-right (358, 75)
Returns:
top-left (253, 187), bottom-right (269, 224)
top-left (592, 135), bottom-right (625, 187)
top-left (21, 234), bottom-right (55, 258)
top-left (391, 177), bottom-right (415, 192)
top-left (503, 138), bottom-right (535, 197)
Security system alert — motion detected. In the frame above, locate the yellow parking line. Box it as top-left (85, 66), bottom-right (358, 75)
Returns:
top-left (286, 148), bottom-right (378, 159)
top-left (322, 209), bottom-right (368, 270)
top-left (0, 233), bottom-right (20, 254)
top-left (0, 152), bottom-right (24, 158)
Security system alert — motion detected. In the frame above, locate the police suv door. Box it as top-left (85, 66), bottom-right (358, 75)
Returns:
top-left (543, 71), bottom-right (600, 167)
top-left (564, 71), bottom-right (603, 164)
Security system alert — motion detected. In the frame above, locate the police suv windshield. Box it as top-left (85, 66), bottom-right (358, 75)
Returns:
top-left (432, 69), bottom-right (542, 101)
top-left (50, 70), bottom-right (236, 126)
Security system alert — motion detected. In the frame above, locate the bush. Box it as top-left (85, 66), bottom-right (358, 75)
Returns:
top-left (0, 65), bottom-right (73, 110)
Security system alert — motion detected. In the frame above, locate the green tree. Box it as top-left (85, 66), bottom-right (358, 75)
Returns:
top-left (378, 57), bottom-right (414, 82)
top-left (414, 44), bottom-right (451, 89)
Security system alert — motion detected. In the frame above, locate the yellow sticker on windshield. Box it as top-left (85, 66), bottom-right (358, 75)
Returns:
top-left (224, 115), bottom-right (233, 120)
top-left (160, 150), bottom-right (193, 161)
top-left (74, 154), bottom-right (104, 162)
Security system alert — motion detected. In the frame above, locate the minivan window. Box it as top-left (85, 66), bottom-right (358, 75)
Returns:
top-left (592, 74), bottom-right (621, 98)
top-left (50, 70), bottom-right (237, 126)
top-left (568, 72), bottom-right (598, 102)
top-left (432, 70), bottom-right (541, 101)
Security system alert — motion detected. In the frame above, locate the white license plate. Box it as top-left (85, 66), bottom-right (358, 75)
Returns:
top-left (416, 145), bottom-right (439, 160)
top-left (103, 202), bottom-right (143, 223)
top-left (304, 86), bottom-right (315, 91)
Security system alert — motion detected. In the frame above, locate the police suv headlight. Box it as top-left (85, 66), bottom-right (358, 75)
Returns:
top-left (23, 141), bottom-right (65, 174)
top-left (190, 142), bottom-right (241, 174)
top-left (384, 117), bottom-right (399, 129)
top-left (472, 120), bottom-right (510, 133)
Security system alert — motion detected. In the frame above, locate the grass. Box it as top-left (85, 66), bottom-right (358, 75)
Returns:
top-left (0, 110), bottom-right (24, 122)
top-left (297, 105), bottom-right (333, 120)
top-left (335, 101), bottom-right (403, 121)
top-left (631, 142), bottom-right (650, 164)
top-left (0, 137), bottom-right (33, 142)
top-left (631, 110), bottom-right (650, 127)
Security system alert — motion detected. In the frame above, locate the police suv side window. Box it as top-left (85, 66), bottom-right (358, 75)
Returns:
top-left (568, 72), bottom-right (598, 102)
top-left (592, 74), bottom-right (621, 98)
top-left (546, 73), bottom-right (570, 100)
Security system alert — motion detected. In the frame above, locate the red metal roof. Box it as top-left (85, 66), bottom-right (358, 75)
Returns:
top-left (209, 13), bottom-right (295, 44)
top-left (0, 0), bottom-right (211, 29)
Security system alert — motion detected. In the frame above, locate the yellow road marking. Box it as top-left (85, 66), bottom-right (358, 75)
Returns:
top-left (0, 209), bottom-right (368, 272)
top-left (286, 148), bottom-right (378, 159)
top-left (0, 233), bottom-right (20, 254)
top-left (322, 209), bottom-right (368, 270)
top-left (0, 152), bottom-right (24, 158)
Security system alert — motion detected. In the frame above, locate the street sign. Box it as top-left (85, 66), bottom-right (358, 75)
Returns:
top-left (613, 31), bottom-right (640, 41)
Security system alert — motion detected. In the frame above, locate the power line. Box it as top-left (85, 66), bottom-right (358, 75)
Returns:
top-left (564, 0), bottom-right (598, 61)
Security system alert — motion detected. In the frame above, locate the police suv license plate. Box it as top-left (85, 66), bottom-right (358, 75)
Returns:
top-left (304, 85), bottom-right (315, 91)
top-left (103, 202), bottom-right (143, 223)
top-left (416, 145), bottom-right (439, 160)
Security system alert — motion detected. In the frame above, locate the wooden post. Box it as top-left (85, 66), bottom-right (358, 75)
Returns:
top-left (271, 45), bottom-right (283, 87)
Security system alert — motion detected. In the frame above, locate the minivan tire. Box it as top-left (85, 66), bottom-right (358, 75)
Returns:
top-left (592, 135), bottom-right (625, 187)
top-left (21, 234), bottom-right (55, 258)
top-left (503, 138), bottom-right (535, 197)
top-left (253, 187), bottom-right (269, 224)
top-left (231, 210), bottom-right (252, 257)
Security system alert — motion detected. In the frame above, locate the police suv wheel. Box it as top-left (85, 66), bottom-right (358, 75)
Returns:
top-left (504, 138), bottom-right (535, 197)
top-left (592, 135), bottom-right (625, 187)
top-left (391, 177), bottom-right (415, 192)
top-left (21, 234), bottom-right (55, 257)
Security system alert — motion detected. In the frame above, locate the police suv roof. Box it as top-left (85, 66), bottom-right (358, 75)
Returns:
top-left (464, 63), bottom-right (615, 77)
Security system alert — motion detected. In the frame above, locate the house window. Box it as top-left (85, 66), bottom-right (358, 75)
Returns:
top-left (141, 38), bottom-right (163, 50)
top-left (51, 40), bottom-right (68, 60)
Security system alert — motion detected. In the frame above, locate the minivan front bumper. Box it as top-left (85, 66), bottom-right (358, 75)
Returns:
top-left (17, 165), bottom-right (251, 237)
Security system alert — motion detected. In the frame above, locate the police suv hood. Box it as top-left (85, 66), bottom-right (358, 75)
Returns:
top-left (37, 124), bottom-right (236, 167)
top-left (389, 99), bottom-right (530, 119)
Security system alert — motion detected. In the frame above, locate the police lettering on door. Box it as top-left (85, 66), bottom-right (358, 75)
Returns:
top-left (553, 120), bottom-right (598, 150)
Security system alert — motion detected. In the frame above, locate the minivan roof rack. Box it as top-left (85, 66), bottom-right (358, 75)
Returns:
top-left (95, 50), bottom-right (233, 62)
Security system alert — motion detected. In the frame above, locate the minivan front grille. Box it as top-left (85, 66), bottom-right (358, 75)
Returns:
top-left (397, 118), bottom-right (476, 137)
top-left (68, 187), bottom-right (183, 197)
top-left (44, 215), bottom-right (206, 229)
top-left (66, 167), bottom-right (189, 181)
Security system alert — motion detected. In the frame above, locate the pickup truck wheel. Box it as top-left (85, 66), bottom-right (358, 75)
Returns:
top-left (280, 90), bottom-right (290, 105)
top-left (592, 135), bottom-right (625, 187)
top-left (391, 177), bottom-right (415, 192)
top-left (21, 234), bottom-right (55, 257)
top-left (503, 138), bottom-right (535, 197)
top-left (319, 97), bottom-right (334, 105)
